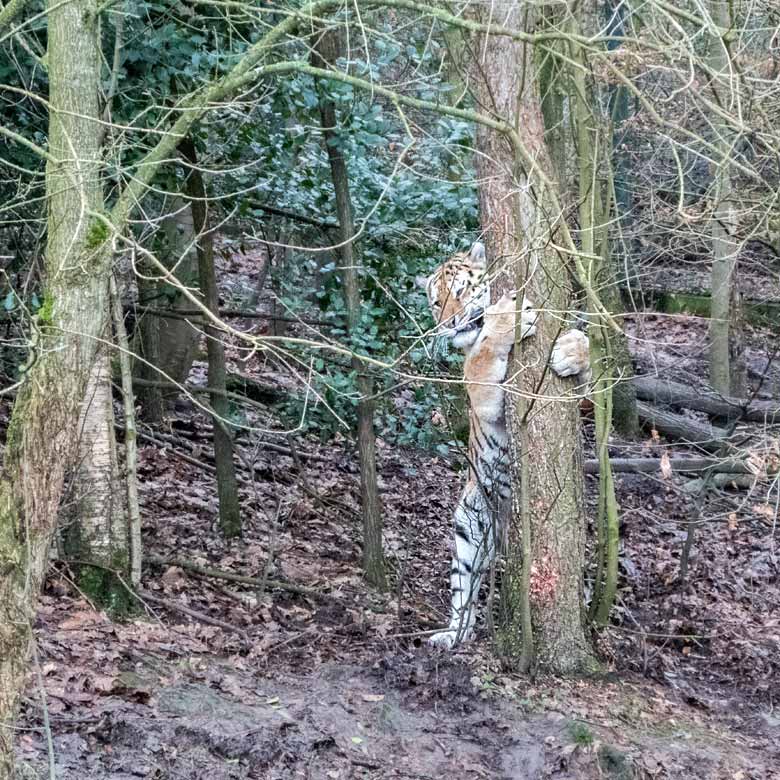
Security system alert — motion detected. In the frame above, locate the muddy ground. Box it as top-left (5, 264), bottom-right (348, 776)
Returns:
top-left (11, 246), bottom-right (780, 779)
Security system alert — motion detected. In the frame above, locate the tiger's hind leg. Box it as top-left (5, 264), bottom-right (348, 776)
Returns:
top-left (429, 484), bottom-right (495, 649)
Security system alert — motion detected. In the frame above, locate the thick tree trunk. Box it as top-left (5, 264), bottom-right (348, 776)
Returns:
top-left (470, 3), bottom-right (595, 674)
top-left (708, 0), bottom-right (746, 397)
top-left (0, 0), bottom-right (107, 771)
top-left (63, 352), bottom-right (131, 612)
top-left (181, 138), bottom-right (242, 538)
top-left (314, 30), bottom-right (386, 590)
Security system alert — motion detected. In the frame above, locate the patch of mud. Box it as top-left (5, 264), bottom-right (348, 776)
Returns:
top-left (18, 653), bottom-right (777, 779)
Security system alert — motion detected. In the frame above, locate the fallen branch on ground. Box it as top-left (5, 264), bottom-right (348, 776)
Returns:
top-left (636, 401), bottom-right (733, 452)
top-left (146, 554), bottom-right (325, 600)
top-left (138, 590), bottom-right (251, 645)
top-left (633, 376), bottom-right (780, 424)
top-left (681, 474), bottom-right (758, 493)
top-left (583, 457), bottom-right (754, 475)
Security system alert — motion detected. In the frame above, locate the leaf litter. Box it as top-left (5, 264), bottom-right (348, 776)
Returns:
top-left (12, 249), bottom-right (780, 779)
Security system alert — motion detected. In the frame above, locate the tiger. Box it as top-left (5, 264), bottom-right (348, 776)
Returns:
top-left (422, 241), bottom-right (591, 649)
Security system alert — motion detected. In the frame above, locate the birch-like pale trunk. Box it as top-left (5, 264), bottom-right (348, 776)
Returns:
top-left (63, 352), bottom-right (131, 610)
top-left (0, 0), bottom-right (108, 770)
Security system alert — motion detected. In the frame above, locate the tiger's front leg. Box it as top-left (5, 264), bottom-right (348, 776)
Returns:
top-left (429, 294), bottom-right (515, 649)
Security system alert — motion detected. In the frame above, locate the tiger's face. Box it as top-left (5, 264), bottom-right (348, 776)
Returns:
top-left (424, 242), bottom-right (491, 349)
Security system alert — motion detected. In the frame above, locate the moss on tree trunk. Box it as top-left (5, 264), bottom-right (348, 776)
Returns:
top-left (0, 0), bottom-right (109, 769)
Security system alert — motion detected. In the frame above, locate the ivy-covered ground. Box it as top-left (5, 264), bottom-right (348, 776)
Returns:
top-left (12, 244), bottom-right (780, 779)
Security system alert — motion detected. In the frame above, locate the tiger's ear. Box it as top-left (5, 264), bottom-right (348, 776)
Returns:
top-left (469, 242), bottom-right (486, 267)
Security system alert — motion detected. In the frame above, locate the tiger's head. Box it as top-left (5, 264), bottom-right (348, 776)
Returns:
top-left (423, 242), bottom-right (491, 349)
top-left (423, 242), bottom-right (537, 350)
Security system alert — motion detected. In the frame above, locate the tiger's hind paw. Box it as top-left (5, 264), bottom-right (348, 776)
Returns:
top-left (428, 630), bottom-right (458, 649)
top-left (428, 627), bottom-right (472, 649)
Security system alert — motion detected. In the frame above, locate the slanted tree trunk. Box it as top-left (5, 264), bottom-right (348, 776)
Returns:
top-left (181, 137), bottom-right (242, 538)
top-left (0, 0), bottom-right (108, 769)
top-left (470, 2), bottom-right (595, 674)
top-left (314, 29), bottom-right (386, 590)
top-left (63, 352), bottom-right (131, 612)
top-left (708, 0), bottom-right (746, 397)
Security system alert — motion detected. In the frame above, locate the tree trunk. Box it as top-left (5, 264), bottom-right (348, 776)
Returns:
top-left (568, 11), bottom-right (620, 624)
top-left (62, 352), bottom-right (131, 612)
top-left (133, 198), bottom-right (201, 419)
top-left (111, 276), bottom-right (143, 587)
top-left (181, 138), bottom-right (242, 538)
top-left (133, 272), bottom-right (166, 422)
top-left (470, 2), bottom-right (595, 674)
top-left (313, 29), bottom-right (386, 590)
top-left (0, 0), bottom-right (107, 770)
top-left (708, 0), bottom-right (746, 397)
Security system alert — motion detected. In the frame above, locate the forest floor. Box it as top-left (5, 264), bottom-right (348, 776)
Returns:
top-left (12, 246), bottom-right (780, 779)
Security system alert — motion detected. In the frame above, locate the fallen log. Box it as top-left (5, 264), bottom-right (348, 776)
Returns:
top-left (633, 376), bottom-right (780, 424)
top-left (681, 474), bottom-right (758, 493)
top-left (636, 401), bottom-right (730, 452)
top-left (583, 457), bottom-right (753, 475)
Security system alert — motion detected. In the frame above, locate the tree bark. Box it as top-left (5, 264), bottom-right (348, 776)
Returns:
top-left (62, 352), bottom-right (131, 612)
top-left (133, 198), bottom-right (201, 420)
top-left (470, 2), bottom-right (595, 674)
top-left (181, 137), bottom-right (242, 538)
top-left (567, 9), bottom-right (621, 624)
top-left (0, 0), bottom-right (107, 770)
top-left (313, 29), bottom-right (386, 590)
top-left (708, 0), bottom-right (746, 397)
top-left (110, 276), bottom-right (143, 587)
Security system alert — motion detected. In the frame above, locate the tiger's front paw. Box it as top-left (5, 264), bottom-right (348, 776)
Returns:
top-left (482, 293), bottom-right (517, 350)
top-left (551, 330), bottom-right (590, 379)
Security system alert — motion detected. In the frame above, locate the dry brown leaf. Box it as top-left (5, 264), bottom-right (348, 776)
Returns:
top-left (752, 503), bottom-right (776, 523)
